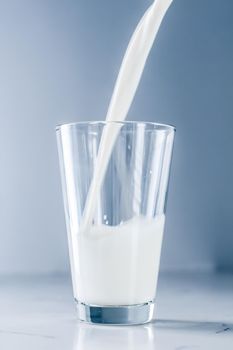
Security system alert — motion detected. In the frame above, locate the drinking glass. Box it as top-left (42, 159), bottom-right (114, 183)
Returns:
top-left (56, 121), bottom-right (175, 325)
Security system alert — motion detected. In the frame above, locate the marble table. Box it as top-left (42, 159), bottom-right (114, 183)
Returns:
top-left (0, 272), bottom-right (232, 349)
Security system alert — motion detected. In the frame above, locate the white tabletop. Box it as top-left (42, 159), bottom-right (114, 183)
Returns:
top-left (0, 272), bottom-right (232, 349)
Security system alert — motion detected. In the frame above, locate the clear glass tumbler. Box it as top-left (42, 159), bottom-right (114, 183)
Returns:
top-left (56, 121), bottom-right (175, 325)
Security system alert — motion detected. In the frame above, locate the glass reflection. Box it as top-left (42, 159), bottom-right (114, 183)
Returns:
top-left (72, 322), bottom-right (156, 350)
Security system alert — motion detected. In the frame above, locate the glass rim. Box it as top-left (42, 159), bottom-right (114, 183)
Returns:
top-left (56, 120), bottom-right (176, 133)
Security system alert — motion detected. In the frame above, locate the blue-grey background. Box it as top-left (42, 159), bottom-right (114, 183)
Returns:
top-left (0, 0), bottom-right (232, 275)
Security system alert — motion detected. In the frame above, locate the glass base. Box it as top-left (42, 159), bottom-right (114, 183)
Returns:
top-left (76, 300), bottom-right (155, 325)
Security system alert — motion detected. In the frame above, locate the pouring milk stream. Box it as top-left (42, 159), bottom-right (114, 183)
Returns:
top-left (67, 0), bottom-right (174, 305)
top-left (81, 0), bottom-right (174, 230)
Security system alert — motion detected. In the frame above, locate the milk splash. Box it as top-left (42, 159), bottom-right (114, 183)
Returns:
top-left (82, 0), bottom-right (174, 229)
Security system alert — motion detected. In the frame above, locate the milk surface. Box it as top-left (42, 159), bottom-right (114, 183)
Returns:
top-left (72, 215), bottom-right (165, 305)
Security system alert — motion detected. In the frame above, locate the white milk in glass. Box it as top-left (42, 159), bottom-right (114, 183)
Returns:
top-left (74, 0), bottom-right (174, 306)
top-left (74, 215), bottom-right (165, 305)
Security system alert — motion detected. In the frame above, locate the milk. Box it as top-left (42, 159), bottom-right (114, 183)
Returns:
top-left (71, 0), bottom-right (174, 306)
top-left (73, 215), bottom-right (165, 305)
top-left (82, 0), bottom-right (174, 229)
